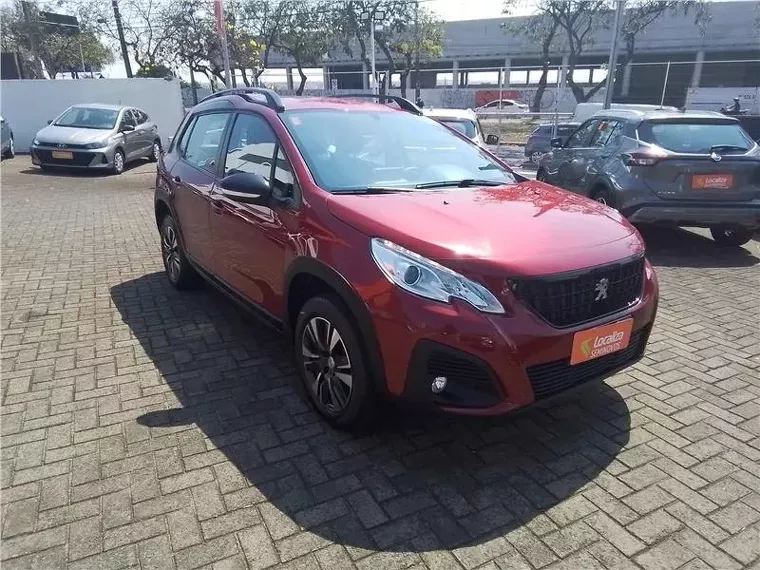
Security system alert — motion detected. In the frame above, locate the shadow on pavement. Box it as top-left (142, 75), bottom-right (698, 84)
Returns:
top-left (19, 160), bottom-right (151, 177)
top-left (640, 226), bottom-right (759, 268)
top-left (114, 272), bottom-right (630, 553)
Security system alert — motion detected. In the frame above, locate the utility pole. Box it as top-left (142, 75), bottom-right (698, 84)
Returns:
top-left (414, 0), bottom-right (421, 100)
top-left (111, 0), bottom-right (132, 77)
top-left (603, 0), bottom-right (624, 109)
top-left (361, 10), bottom-right (384, 95)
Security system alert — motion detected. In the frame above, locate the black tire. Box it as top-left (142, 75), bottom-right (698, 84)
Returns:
top-left (160, 215), bottom-right (200, 289)
top-left (710, 225), bottom-right (753, 247)
top-left (294, 295), bottom-right (375, 431)
top-left (591, 186), bottom-right (616, 209)
top-left (112, 148), bottom-right (125, 175)
top-left (536, 168), bottom-right (547, 182)
top-left (149, 140), bottom-right (161, 162)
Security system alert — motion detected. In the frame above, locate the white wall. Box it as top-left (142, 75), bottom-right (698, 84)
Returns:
top-left (0, 78), bottom-right (186, 150)
top-left (685, 87), bottom-right (760, 114)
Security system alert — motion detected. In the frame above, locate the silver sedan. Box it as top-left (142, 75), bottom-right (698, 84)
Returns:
top-left (30, 104), bottom-right (161, 175)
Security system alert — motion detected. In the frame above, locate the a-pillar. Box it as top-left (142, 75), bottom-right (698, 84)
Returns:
top-left (503, 58), bottom-right (511, 88)
top-left (452, 60), bottom-right (459, 89)
top-left (691, 50), bottom-right (705, 89)
top-left (285, 67), bottom-right (294, 91)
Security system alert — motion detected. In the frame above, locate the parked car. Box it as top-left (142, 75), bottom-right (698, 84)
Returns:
top-left (525, 123), bottom-right (579, 164)
top-left (1, 115), bottom-right (14, 158)
top-left (475, 99), bottom-right (528, 113)
top-left (538, 109), bottom-right (760, 247)
top-left (30, 104), bottom-right (161, 174)
top-left (156, 89), bottom-right (658, 430)
top-left (422, 108), bottom-right (497, 147)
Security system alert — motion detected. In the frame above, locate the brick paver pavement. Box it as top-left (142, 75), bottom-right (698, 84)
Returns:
top-left (2, 158), bottom-right (760, 570)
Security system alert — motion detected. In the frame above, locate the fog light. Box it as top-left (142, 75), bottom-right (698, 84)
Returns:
top-left (431, 376), bottom-right (447, 394)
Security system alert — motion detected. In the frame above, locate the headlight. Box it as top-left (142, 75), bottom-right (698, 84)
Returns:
top-left (370, 238), bottom-right (505, 314)
top-left (84, 141), bottom-right (106, 149)
top-left (33, 138), bottom-right (40, 146)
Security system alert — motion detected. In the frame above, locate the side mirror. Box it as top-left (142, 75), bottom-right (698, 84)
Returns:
top-left (219, 172), bottom-right (271, 205)
top-left (485, 134), bottom-right (499, 145)
top-left (120, 124), bottom-right (135, 132)
top-left (47, 120), bottom-right (53, 125)
top-left (550, 137), bottom-right (563, 148)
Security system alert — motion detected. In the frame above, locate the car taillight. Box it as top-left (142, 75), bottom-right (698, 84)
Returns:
top-left (623, 152), bottom-right (660, 167)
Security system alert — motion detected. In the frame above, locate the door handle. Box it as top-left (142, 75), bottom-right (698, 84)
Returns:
top-left (173, 175), bottom-right (181, 183)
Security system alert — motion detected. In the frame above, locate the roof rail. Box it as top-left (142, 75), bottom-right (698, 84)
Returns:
top-left (199, 88), bottom-right (285, 112)
top-left (325, 93), bottom-right (422, 115)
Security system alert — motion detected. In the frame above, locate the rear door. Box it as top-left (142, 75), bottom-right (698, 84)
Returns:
top-left (170, 111), bottom-right (232, 270)
top-left (132, 109), bottom-right (155, 155)
top-left (119, 110), bottom-right (140, 159)
top-left (636, 118), bottom-right (759, 202)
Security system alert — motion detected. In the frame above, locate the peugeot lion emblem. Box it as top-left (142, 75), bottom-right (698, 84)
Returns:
top-left (710, 151), bottom-right (722, 162)
top-left (594, 278), bottom-right (609, 301)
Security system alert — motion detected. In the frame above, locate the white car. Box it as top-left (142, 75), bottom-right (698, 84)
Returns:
top-left (475, 99), bottom-right (529, 114)
top-left (423, 108), bottom-right (498, 146)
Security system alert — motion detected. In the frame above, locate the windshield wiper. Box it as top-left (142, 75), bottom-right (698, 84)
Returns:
top-left (334, 186), bottom-right (414, 195)
top-left (415, 179), bottom-right (505, 189)
top-left (710, 144), bottom-right (748, 153)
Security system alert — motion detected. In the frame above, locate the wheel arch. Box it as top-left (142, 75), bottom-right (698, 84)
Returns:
top-left (284, 257), bottom-right (387, 395)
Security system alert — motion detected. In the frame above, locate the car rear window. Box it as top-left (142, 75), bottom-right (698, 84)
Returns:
top-left (638, 120), bottom-right (753, 154)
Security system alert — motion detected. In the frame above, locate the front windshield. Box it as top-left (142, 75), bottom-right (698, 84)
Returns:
top-left (439, 119), bottom-right (477, 139)
top-left (281, 110), bottom-right (515, 192)
top-left (55, 107), bottom-right (119, 129)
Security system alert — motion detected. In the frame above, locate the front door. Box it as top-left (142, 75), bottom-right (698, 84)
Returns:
top-left (210, 112), bottom-right (299, 315)
top-left (170, 111), bottom-right (232, 270)
top-left (548, 119), bottom-right (600, 193)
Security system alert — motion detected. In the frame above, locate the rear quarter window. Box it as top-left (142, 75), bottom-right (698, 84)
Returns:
top-left (639, 121), bottom-right (753, 154)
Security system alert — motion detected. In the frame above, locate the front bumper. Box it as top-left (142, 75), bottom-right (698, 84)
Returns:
top-left (30, 145), bottom-right (115, 169)
top-left (368, 260), bottom-right (659, 415)
top-left (623, 201), bottom-right (760, 229)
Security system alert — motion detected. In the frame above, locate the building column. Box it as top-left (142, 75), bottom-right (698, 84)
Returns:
top-left (621, 62), bottom-right (633, 97)
top-left (323, 65), bottom-right (330, 90)
top-left (452, 59), bottom-right (459, 90)
top-left (285, 67), bottom-right (294, 91)
top-left (503, 58), bottom-right (511, 88)
top-left (362, 62), bottom-right (368, 90)
top-left (559, 55), bottom-right (569, 89)
top-left (691, 50), bottom-right (705, 89)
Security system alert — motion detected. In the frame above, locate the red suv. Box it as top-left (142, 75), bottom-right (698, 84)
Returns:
top-left (155, 89), bottom-right (659, 430)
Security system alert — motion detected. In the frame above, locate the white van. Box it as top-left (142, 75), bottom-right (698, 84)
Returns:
top-left (573, 102), bottom-right (679, 123)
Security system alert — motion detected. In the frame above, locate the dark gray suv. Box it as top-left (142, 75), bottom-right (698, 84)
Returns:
top-left (537, 109), bottom-right (760, 247)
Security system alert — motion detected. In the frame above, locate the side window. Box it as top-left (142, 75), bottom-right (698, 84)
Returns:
top-left (589, 119), bottom-right (623, 147)
top-left (121, 110), bottom-right (136, 128)
top-left (177, 117), bottom-right (195, 156)
top-left (223, 113), bottom-right (276, 180)
top-left (134, 110), bottom-right (148, 124)
top-left (272, 147), bottom-right (297, 200)
top-left (183, 112), bottom-right (231, 173)
top-left (565, 120), bottom-right (599, 148)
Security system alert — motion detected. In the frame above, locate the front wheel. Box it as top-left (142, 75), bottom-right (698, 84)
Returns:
top-left (112, 149), bottom-right (125, 175)
top-left (591, 187), bottom-right (616, 209)
top-left (536, 169), bottom-right (547, 182)
top-left (160, 215), bottom-right (199, 289)
top-left (710, 226), bottom-right (753, 247)
top-left (294, 296), bottom-right (375, 431)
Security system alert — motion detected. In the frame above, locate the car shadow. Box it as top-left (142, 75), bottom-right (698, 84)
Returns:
top-left (639, 226), bottom-right (759, 268)
top-left (19, 159), bottom-right (152, 177)
top-left (113, 272), bottom-right (630, 553)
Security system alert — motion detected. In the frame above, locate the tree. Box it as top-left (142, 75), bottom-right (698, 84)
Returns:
top-left (387, 8), bottom-right (443, 98)
top-left (503, 1), bottom-right (561, 111)
top-left (0, 0), bottom-right (113, 78)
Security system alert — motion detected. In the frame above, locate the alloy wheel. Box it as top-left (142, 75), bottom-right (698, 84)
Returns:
top-left (595, 196), bottom-right (608, 205)
top-left (8, 138), bottom-right (14, 157)
top-left (530, 151), bottom-right (542, 165)
top-left (153, 142), bottom-right (160, 161)
top-left (162, 224), bottom-right (181, 282)
top-left (301, 316), bottom-right (353, 414)
top-left (114, 151), bottom-right (124, 173)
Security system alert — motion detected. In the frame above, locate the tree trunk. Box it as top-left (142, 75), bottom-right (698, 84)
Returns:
top-left (400, 69), bottom-right (409, 98)
top-left (294, 55), bottom-right (307, 95)
top-left (378, 41), bottom-right (396, 95)
top-left (532, 65), bottom-right (549, 112)
top-left (240, 68), bottom-right (250, 87)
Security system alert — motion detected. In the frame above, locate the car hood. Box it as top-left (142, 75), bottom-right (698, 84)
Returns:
top-left (35, 125), bottom-right (114, 144)
top-left (326, 181), bottom-right (643, 277)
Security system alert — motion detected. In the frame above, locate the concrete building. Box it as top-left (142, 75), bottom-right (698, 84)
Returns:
top-left (268, 0), bottom-right (760, 107)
